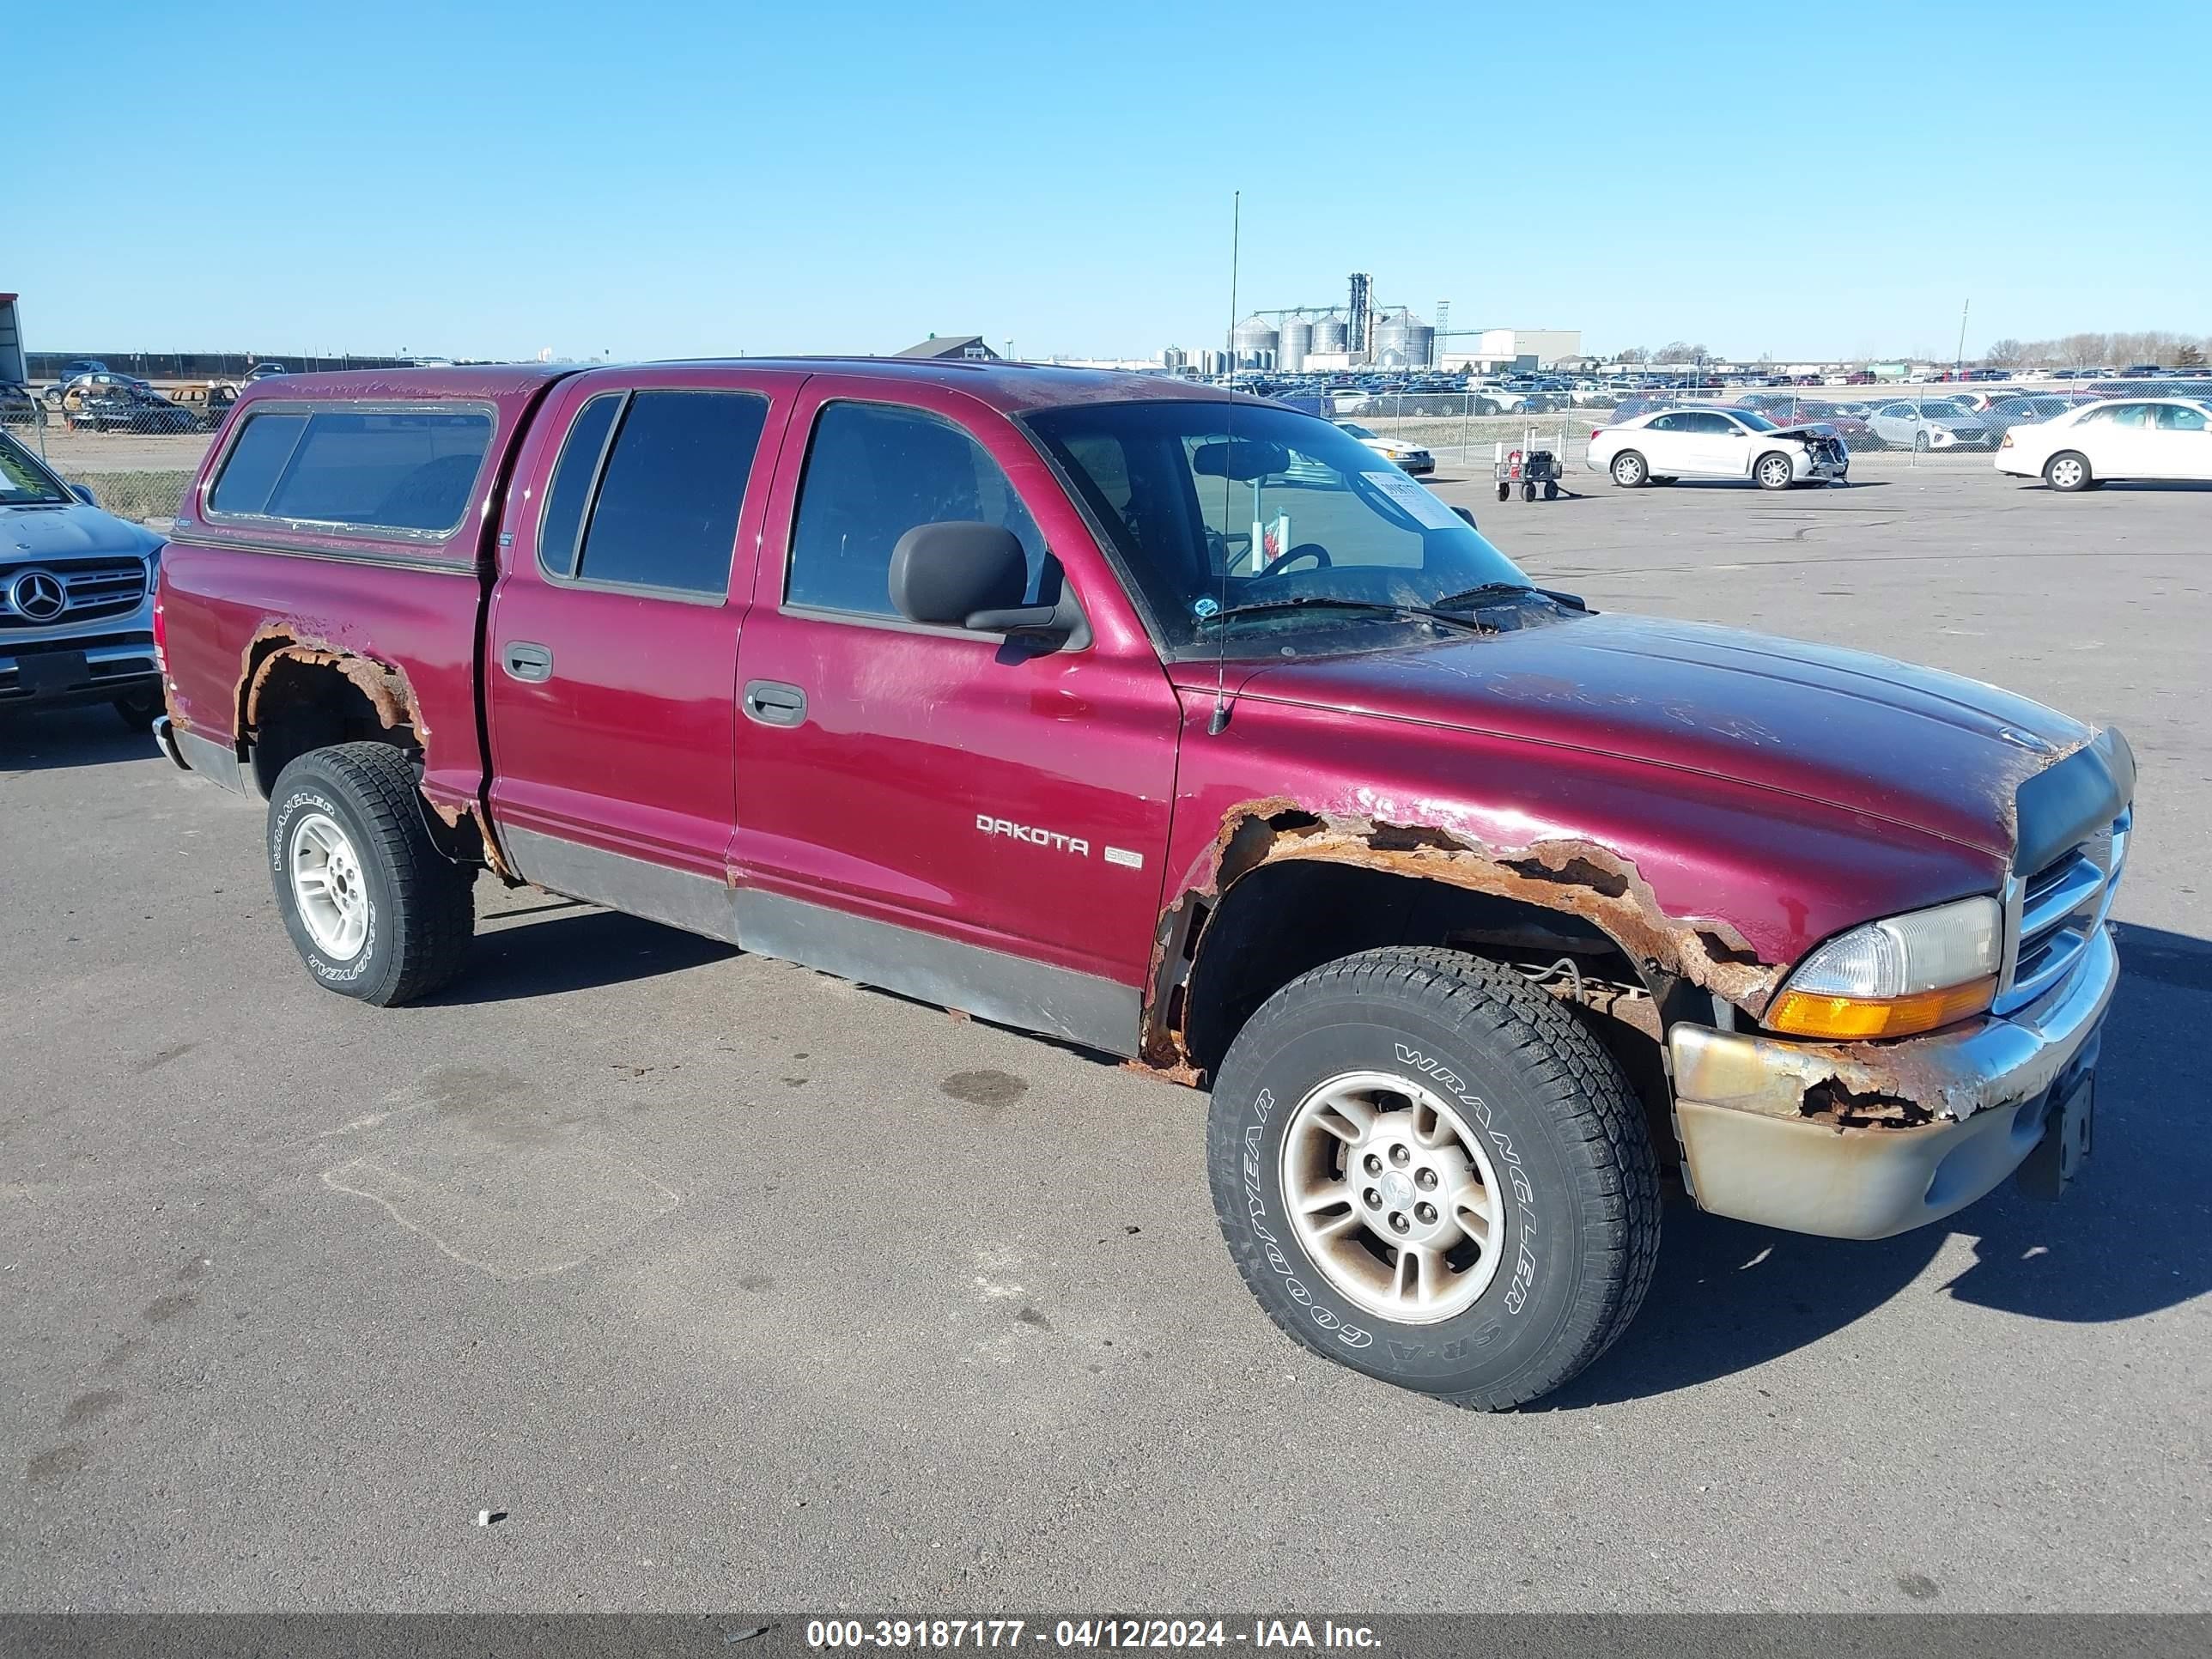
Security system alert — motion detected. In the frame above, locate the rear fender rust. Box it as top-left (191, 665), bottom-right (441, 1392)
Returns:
top-left (239, 627), bottom-right (428, 743)
top-left (1134, 797), bottom-right (1783, 1079)
top-left (426, 795), bottom-right (516, 882)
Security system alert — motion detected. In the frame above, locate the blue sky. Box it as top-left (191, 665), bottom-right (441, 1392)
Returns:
top-left (16, 1), bottom-right (2209, 362)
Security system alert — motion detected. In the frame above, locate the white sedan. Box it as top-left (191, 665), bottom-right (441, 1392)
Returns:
top-left (1865, 400), bottom-right (1993, 450)
top-left (1586, 406), bottom-right (1850, 489)
top-left (1996, 397), bottom-right (2212, 490)
top-left (1334, 421), bottom-right (1435, 475)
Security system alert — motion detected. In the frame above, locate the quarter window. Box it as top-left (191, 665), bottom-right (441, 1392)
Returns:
top-left (554, 390), bottom-right (769, 596)
top-left (786, 402), bottom-right (1048, 618)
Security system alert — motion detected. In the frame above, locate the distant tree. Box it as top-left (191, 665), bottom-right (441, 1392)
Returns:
top-left (2176, 343), bottom-right (2205, 370)
top-left (1656, 341), bottom-right (1692, 363)
top-left (2060, 332), bottom-right (2109, 367)
top-left (1615, 345), bottom-right (1650, 363)
top-left (1984, 338), bottom-right (2025, 368)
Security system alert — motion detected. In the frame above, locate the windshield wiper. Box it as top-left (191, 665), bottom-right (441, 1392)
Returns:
top-left (1433, 581), bottom-right (1589, 614)
top-left (1194, 597), bottom-right (1492, 635)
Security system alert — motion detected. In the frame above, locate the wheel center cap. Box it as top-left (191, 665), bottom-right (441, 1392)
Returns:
top-left (1378, 1170), bottom-right (1416, 1210)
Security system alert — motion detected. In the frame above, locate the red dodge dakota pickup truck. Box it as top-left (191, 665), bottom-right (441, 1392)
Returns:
top-left (153, 361), bottom-right (2133, 1407)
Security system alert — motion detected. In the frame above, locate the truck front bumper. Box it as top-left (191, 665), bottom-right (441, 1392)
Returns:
top-left (1667, 923), bottom-right (2118, 1239)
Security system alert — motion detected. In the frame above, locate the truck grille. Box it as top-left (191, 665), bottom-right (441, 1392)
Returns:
top-left (0, 556), bottom-right (152, 628)
top-left (1997, 810), bottom-right (2129, 1013)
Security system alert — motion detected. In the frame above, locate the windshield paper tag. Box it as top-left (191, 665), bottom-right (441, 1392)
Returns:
top-left (1362, 470), bottom-right (1462, 531)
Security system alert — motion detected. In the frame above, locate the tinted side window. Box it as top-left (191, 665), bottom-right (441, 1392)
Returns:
top-left (2155, 404), bottom-right (2207, 431)
top-left (1648, 414), bottom-right (1678, 431)
top-left (573, 391), bottom-right (769, 595)
top-left (211, 409), bottom-right (490, 532)
top-left (537, 393), bottom-right (623, 579)
top-left (210, 412), bottom-right (307, 514)
top-left (786, 403), bottom-right (1048, 618)
top-left (282, 412), bottom-right (486, 529)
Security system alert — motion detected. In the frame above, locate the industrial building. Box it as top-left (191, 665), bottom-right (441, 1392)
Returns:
top-left (1179, 274), bottom-right (1583, 376)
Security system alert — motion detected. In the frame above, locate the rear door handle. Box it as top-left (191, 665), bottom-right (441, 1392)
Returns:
top-left (742, 679), bottom-right (807, 728)
top-left (502, 641), bottom-right (554, 683)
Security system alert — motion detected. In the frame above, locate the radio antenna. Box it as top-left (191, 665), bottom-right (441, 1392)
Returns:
top-left (1208, 190), bottom-right (1239, 738)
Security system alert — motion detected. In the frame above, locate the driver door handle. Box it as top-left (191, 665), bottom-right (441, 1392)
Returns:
top-left (743, 679), bottom-right (807, 728)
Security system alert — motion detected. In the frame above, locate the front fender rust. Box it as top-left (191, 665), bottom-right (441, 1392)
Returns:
top-left (1134, 797), bottom-right (1784, 1079)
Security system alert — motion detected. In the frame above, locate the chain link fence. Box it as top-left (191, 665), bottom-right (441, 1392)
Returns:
top-left (5, 378), bottom-right (216, 523)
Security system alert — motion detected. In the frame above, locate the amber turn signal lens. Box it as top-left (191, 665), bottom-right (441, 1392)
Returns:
top-left (1765, 975), bottom-right (1998, 1041)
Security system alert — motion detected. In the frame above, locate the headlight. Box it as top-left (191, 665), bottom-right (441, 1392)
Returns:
top-left (1765, 895), bottom-right (2002, 1040)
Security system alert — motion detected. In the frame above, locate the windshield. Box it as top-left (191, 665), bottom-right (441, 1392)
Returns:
top-left (1337, 422), bottom-right (1377, 438)
top-left (0, 433), bottom-right (71, 505)
top-left (1026, 400), bottom-right (1538, 657)
top-left (1729, 409), bottom-right (1781, 431)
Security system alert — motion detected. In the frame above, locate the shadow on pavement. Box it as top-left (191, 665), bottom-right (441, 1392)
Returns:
top-left (0, 705), bottom-right (155, 774)
top-left (1552, 922), bottom-right (2211, 1407)
top-left (428, 904), bottom-right (733, 1005)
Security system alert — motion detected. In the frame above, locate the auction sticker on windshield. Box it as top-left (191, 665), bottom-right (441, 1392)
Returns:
top-left (1361, 470), bottom-right (1460, 530)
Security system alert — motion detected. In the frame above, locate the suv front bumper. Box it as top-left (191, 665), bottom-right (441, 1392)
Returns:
top-left (1667, 922), bottom-right (2117, 1239)
top-left (0, 635), bottom-right (161, 711)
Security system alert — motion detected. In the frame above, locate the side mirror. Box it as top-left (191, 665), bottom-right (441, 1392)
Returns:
top-left (889, 521), bottom-right (1059, 635)
top-left (69, 483), bottom-right (97, 506)
top-left (1450, 505), bottom-right (1478, 528)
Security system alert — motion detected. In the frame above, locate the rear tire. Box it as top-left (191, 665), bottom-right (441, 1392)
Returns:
top-left (2044, 451), bottom-right (2092, 492)
top-left (267, 742), bottom-right (476, 1006)
top-left (1608, 450), bottom-right (1648, 488)
top-left (1206, 946), bottom-right (1661, 1410)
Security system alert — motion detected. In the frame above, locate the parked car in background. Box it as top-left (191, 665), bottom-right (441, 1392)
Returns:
top-left (1589, 406), bottom-right (1850, 489)
top-left (1996, 398), bottom-right (2212, 490)
top-left (0, 380), bottom-right (40, 428)
top-left (2118, 365), bottom-right (2165, 378)
top-left (0, 429), bottom-right (167, 728)
top-left (1980, 394), bottom-right (2096, 445)
top-left (46, 368), bottom-right (151, 408)
top-left (67, 386), bottom-right (202, 434)
top-left (1867, 399), bottom-right (1995, 451)
top-left (150, 362), bottom-right (2129, 1410)
top-left (1334, 421), bottom-right (1435, 476)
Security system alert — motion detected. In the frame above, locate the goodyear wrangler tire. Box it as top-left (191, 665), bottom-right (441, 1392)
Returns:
top-left (267, 743), bottom-right (476, 1007)
top-left (1206, 946), bottom-right (1659, 1409)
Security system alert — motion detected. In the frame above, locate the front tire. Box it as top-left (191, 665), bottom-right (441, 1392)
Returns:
top-left (1608, 450), bottom-right (1647, 488)
top-left (1912, 431), bottom-right (1931, 453)
top-left (267, 743), bottom-right (476, 1006)
top-left (2045, 451), bottom-right (2092, 492)
top-left (1754, 452), bottom-right (1796, 489)
top-left (1206, 947), bottom-right (1660, 1410)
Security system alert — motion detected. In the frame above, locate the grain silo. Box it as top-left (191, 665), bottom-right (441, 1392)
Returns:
top-left (1374, 309), bottom-right (1436, 368)
top-left (1279, 317), bottom-right (1313, 373)
top-left (1310, 314), bottom-right (1348, 355)
top-left (1231, 314), bottom-right (1279, 371)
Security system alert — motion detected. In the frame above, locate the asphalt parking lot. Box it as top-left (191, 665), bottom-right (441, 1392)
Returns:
top-left (4, 463), bottom-right (2208, 1614)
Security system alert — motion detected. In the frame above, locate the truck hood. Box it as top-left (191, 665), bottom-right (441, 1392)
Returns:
top-left (1, 501), bottom-right (162, 561)
top-left (1222, 613), bottom-right (2094, 860)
